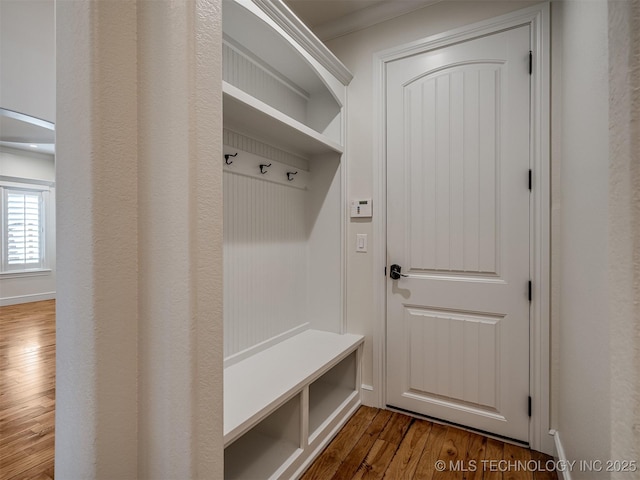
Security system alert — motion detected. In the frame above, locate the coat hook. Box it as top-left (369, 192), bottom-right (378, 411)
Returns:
top-left (286, 171), bottom-right (298, 181)
top-left (259, 163), bottom-right (272, 174)
top-left (224, 152), bottom-right (238, 165)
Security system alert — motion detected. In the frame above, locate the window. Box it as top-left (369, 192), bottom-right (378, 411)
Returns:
top-left (1, 187), bottom-right (45, 272)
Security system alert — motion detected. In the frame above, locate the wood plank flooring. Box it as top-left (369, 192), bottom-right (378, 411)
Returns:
top-left (302, 406), bottom-right (558, 480)
top-left (1, 300), bottom-right (556, 480)
top-left (0, 300), bottom-right (55, 480)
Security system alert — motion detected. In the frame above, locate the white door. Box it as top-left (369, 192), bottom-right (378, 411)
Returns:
top-left (386, 25), bottom-right (531, 442)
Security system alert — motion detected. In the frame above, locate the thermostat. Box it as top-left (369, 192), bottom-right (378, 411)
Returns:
top-left (351, 199), bottom-right (372, 218)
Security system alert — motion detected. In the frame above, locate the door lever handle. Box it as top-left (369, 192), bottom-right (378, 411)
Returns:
top-left (390, 264), bottom-right (408, 280)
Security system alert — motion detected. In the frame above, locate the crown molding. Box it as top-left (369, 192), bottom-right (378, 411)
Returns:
top-left (253, 0), bottom-right (354, 85)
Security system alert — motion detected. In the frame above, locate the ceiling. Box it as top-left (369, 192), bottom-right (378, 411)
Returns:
top-left (283, 0), bottom-right (440, 40)
top-left (0, 109), bottom-right (55, 155)
top-left (284, 0), bottom-right (387, 27)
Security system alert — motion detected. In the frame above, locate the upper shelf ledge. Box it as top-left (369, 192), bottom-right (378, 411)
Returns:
top-left (223, 82), bottom-right (344, 157)
top-left (251, 0), bottom-right (353, 86)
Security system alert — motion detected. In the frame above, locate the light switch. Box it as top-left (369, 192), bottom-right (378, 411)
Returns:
top-left (356, 234), bottom-right (367, 252)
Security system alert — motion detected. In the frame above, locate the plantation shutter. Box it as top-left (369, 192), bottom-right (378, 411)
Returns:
top-left (5, 190), bottom-right (43, 268)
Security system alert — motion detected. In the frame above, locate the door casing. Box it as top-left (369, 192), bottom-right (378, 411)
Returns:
top-left (371, 3), bottom-right (551, 454)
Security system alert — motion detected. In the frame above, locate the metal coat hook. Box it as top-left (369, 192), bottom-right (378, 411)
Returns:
top-left (286, 171), bottom-right (298, 181)
top-left (259, 163), bottom-right (272, 174)
top-left (224, 152), bottom-right (238, 165)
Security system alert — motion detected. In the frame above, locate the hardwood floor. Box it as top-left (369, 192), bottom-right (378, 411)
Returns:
top-left (0, 300), bottom-right (55, 480)
top-left (0, 301), bottom-right (556, 480)
top-left (302, 406), bottom-right (558, 480)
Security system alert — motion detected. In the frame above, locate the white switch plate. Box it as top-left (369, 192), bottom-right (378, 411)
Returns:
top-left (356, 234), bottom-right (367, 252)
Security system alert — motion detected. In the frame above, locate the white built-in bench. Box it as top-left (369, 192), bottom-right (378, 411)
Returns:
top-left (221, 0), bottom-right (357, 476)
top-left (224, 330), bottom-right (364, 479)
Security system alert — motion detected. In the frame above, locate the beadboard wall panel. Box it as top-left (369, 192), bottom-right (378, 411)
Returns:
top-left (223, 128), bottom-right (309, 170)
top-left (223, 41), bottom-right (308, 124)
top-left (224, 170), bottom-right (308, 358)
top-left (405, 66), bottom-right (501, 275)
top-left (306, 154), bottom-right (342, 334)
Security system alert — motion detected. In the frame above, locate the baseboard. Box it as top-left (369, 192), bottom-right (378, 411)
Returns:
top-left (550, 429), bottom-right (572, 480)
top-left (0, 292), bottom-right (56, 306)
top-left (360, 384), bottom-right (376, 407)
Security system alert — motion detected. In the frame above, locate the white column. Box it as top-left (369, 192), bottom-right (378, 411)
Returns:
top-left (137, 0), bottom-right (223, 477)
top-left (55, 0), bottom-right (223, 477)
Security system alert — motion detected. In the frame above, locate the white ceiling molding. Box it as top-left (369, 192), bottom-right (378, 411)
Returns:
top-left (313, 0), bottom-right (443, 41)
top-left (253, 0), bottom-right (354, 84)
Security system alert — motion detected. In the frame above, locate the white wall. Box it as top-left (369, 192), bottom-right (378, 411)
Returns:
top-left (552, 0), bottom-right (612, 470)
top-left (0, 0), bottom-right (55, 122)
top-left (551, 0), bottom-right (640, 475)
top-left (326, 0), bottom-right (639, 467)
top-left (0, 147), bottom-right (56, 305)
top-left (606, 0), bottom-right (640, 471)
top-left (325, 0), bottom-right (537, 397)
top-left (0, 0), bottom-right (56, 306)
top-left (0, 147), bottom-right (54, 180)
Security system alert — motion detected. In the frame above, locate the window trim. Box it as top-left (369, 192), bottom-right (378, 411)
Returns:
top-left (0, 181), bottom-right (50, 274)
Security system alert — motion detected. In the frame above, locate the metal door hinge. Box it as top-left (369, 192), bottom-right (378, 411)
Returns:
top-left (529, 51), bottom-right (533, 75)
top-left (528, 281), bottom-right (532, 302)
top-left (528, 169), bottom-right (532, 191)
top-left (528, 396), bottom-right (532, 417)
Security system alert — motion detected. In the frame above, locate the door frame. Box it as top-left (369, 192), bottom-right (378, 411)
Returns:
top-left (371, 3), bottom-right (551, 454)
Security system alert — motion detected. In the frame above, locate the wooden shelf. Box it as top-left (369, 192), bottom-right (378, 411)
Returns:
top-left (309, 381), bottom-right (358, 437)
top-left (309, 349), bottom-right (358, 437)
top-left (224, 429), bottom-right (302, 480)
top-left (222, 0), bottom-right (351, 94)
top-left (224, 329), bottom-right (364, 446)
top-left (223, 82), bottom-right (343, 157)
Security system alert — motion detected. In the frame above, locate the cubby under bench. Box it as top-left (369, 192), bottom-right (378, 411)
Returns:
top-left (224, 330), bottom-right (364, 479)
